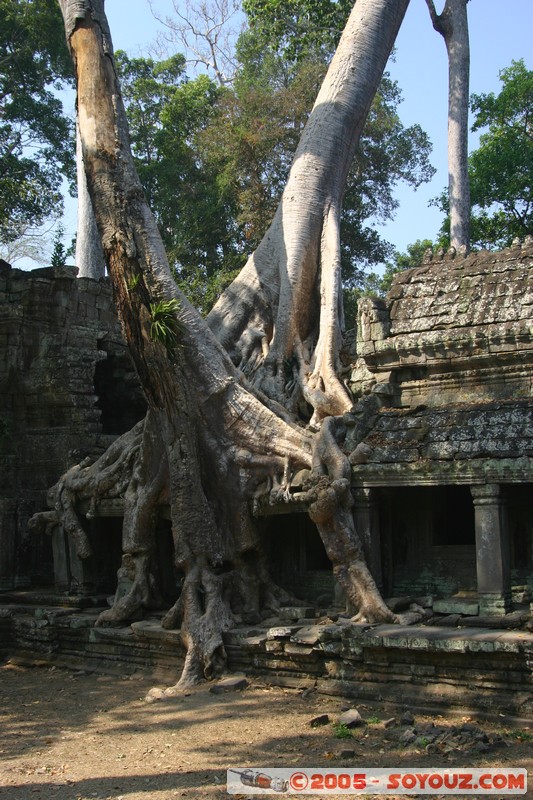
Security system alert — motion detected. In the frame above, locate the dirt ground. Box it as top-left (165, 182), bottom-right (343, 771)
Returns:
top-left (0, 660), bottom-right (531, 800)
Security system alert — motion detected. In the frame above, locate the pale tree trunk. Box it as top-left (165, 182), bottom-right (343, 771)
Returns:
top-left (41, 0), bottom-right (409, 688)
top-left (425, 0), bottom-right (471, 250)
top-left (75, 117), bottom-right (106, 279)
top-left (208, 0), bottom-right (411, 423)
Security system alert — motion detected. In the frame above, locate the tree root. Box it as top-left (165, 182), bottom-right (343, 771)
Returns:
top-left (95, 551), bottom-right (160, 627)
top-left (303, 416), bottom-right (397, 625)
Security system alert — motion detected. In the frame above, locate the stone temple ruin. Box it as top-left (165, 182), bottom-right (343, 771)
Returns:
top-left (0, 241), bottom-right (532, 714)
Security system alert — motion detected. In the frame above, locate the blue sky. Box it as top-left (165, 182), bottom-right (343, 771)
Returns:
top-left (62, 0), bottom-right (533, 263)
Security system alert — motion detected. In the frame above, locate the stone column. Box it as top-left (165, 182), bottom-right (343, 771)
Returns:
top-left (52, 524), bottom-right (96, 595)
top-left (67, 533), bottom-right (96, 595)
top-left (0, 499), bottom-right (17, 590)
top-left (470, 484), bottom-right (511, 615)
top-left (51, 525), bottom-right (71, 593)
top-left (353, 487), bottom-right (383, 591)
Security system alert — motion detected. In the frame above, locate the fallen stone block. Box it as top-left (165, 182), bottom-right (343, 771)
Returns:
top-left (338, 749), bottom-right (356, 759)
top-left (266, 626), bottom-right (299, 640)
top-left (291, 626), bottom-right (322, 646)
top-left (338, 708), bottom-right (362, 728)
top-left (310, 714), bottom-right (330, 727)
top-left (209, 675), bottom-right (248, 694)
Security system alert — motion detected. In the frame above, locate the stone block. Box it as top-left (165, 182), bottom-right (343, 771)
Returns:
top-left (266, 626), bottom-right (299, 640)
top-left (278, 606), bottom-right (315, 621)
top-left (410, 664), bottom-right (436, 677)
top-left (341, 640), bottom-right (364, 659)
top-left (309, 714), bottom-right (330, 727)
top-left (284, 642), bottom-right (315, 657)
top-left (317, 624), bottom-right (344, 642)
top-left (130, 621), bottom-right (183, 644)
top-left (209, 675), bottom-right (248, 694)
top-left (290, 626), bottom-right (321, 646)
top-left (478, 594), bottom-right (510, 617)
top-left (318, 640), bottom-right (342, 656)
top-left (243, 635), bottom-right (267, 650)
top-left (338, 708), bottom-right (363, 728)
top-left (223, 628), bottom-right (261, 647)
top-left (433, 599), bottom-right (479, 616)
top-left (493, 632), bottom-right (530, 654)
top-left (265, 640), bottom-right (283, 653)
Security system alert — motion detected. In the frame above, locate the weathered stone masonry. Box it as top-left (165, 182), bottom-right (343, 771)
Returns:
top-left (3, 244), bottom-right (532, 611)
top-left (344, 238), bottom-right (533, 614)
top-left (1, 245), bottom-right (532, 714)
top-left (0, 263), bottom-right (145, 591)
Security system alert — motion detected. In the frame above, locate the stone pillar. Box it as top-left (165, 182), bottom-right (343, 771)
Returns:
top-left (0, 498), bottom-right (17, 590)
top-left (51, 526), bottom-right (71, 593)
top-left (52, 525), bottom-right (96, 595)
top-left (470, 484), bottom-right (511, 615)
top-left (67, 533), bottom-right (97, 595)
top-left (353, 487), bottom-right (383, 591)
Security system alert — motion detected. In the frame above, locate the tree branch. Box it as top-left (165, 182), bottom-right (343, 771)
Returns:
top-left (424, 0), bottom-right (445, 35)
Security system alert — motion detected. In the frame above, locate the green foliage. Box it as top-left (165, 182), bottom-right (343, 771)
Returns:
top-left (380, 238), bottom-right (434, 293)
top-left (366, 715), bottom-right (381, 725)
top-left (242, 0), bottom-right (353, 63)
top-left (203, 50), bottom-right (326, 254)
top-left (468, 60), bottom-right (533, 248)
top-left (333, 723), bottom-right (353, 740)
top-left (435, 60), bottom-right (532, 250)
top-left (342, 238), bottom-right (434, 324)
top-left (507, 730), bottom-right (533, 742)
top-left (175, 265), bottom-right (241, 317)
top-left (50, 225), bottom-right (67, 269)
top-left (149, 298), bottom-right (185, 355)
top-left (341, 80), bottom-right (435, 283)
top-left (116, 52), bottom-right (241, 303)
top-left (206, 27), bottom-right (435, 286)
top-left (127, 273), bottom-right (141, 292)
top-left (116, 4), bottom-right (434, 309)
top-left (0, 0), bottom-right (74, 244)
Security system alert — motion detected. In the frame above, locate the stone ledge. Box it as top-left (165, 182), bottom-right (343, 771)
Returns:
top-left (1, 607), bottom-right (531, 717)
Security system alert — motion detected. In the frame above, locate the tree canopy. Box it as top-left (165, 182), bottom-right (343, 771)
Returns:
top-left (117, 1), bottom-right (434, 315)
top-left (242, 0), bottom-right (353, 62)
top-left (115, 50), bottom-right (240, 310)
top-left (0, 0), bottom-right (74, 245)
top-left (469, 59), bottom-right (533, 248)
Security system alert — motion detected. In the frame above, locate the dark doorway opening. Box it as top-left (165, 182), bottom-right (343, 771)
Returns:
top-left (94, 338), bottom-right (147, 435)
top-left (504, 484), bottom-right (533, 583)
top-left (264, 513), bottom-right (334, 606)
top-left (379, 485), bottom-right (476, 597)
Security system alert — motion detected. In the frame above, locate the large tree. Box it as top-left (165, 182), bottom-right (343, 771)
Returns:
top-left (203, 36), bottom-right (434, 297)
top-left (425, 0), bottom-right (471, 251)
top-left (115, 16), bottom-right (433, 314)
top-left (45, 0), bottom-right (409, 688)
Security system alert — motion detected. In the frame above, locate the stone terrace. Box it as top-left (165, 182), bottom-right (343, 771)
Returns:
top-left (1, 603), bottom-right (531, 720)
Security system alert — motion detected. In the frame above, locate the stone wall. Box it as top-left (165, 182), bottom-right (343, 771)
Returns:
top-left (0, 264), bottom-right (145, 590)
top-left (1, 606), bottom-right (531, 717)
top-left (347, 239), bottom-right (533, 603)
top-left (351, 237), bottom-right (533, 408)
